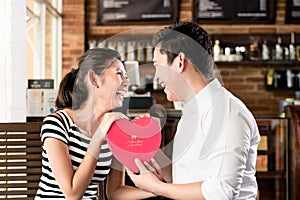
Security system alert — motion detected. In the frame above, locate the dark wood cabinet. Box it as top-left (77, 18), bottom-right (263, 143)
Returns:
top-left (284, 105), bottom-right (300, 200)
top-left (255, 118), bottom-right (289, 200)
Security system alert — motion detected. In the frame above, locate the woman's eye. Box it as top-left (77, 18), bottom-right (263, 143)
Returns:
top-left (117, 71), bottom-right (127, 79)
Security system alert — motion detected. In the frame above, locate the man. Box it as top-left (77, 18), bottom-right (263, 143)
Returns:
top-left (127, 21), bottom-right (260, 199)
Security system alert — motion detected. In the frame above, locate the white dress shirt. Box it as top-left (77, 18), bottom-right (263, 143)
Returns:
top-left (172, 78), bottom-right (260, 199)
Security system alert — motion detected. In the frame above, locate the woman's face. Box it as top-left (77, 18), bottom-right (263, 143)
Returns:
top-left (97, 59), bottom-right (130, 110)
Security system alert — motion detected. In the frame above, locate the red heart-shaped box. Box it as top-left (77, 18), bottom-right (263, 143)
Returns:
top-left (107, 117), bottom-right (161, 173)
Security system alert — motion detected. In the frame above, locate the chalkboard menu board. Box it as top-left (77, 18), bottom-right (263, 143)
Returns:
top-left (286, 0), bottom-right (300, 23)
top-left (97, 0), bottom-right (178, 25)
top-left (193, 0), bottom-right (275, 24)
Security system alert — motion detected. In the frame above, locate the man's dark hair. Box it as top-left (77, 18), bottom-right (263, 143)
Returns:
top-left (153, 21), bottom-right (214, 80)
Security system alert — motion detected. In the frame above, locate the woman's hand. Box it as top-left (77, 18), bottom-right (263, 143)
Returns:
top-left (132, 113), bottom-right (150, 121)
top-left (126, 158), bottom-right (163, 194)
top-left (132, 113), bottom-right (162, 129)
top-left (88, 112), bottom-right (128, 159)
top-left (98, 112), bottom-right (128, 138)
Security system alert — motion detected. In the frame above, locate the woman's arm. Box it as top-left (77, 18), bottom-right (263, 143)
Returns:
top-left (44, 112), bottom-right (125, 199)
top-left (106, 158), bottom-right (156, 200)
top-left (44, 138), bottom-right (100, 199)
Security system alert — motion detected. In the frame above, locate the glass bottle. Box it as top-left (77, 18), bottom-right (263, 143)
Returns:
top-left (275, 37), bottom-right (283, 60)
top-left (249, 41), bottom-right (260, 61)
top-left (295, 91), bottom-right (300, 105)
top-left (289, 32), bottom-right (296, 61)
top-left (213, 39), bottom-right (221, 62)
top-left (262, 40), bottom-right (270, 61)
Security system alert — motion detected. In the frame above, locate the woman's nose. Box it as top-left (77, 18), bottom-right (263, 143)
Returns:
top-left (123, 77), bottom-right (131, 87)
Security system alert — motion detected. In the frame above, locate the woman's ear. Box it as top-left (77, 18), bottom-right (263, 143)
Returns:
top-left (88, 70), bottom-right (99, 88)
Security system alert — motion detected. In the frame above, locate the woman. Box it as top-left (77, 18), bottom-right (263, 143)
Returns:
top-left (35, 48), bottom-right (156, 199)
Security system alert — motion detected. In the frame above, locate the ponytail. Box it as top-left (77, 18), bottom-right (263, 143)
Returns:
top-left (55, 68), bottom-right (78, 109)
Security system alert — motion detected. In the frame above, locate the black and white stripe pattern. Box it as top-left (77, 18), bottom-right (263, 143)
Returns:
top-left (35, 110), bottom-right (112, 199)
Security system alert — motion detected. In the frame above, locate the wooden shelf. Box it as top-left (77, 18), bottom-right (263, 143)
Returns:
top-left (256, 171), bottom-right (286, 179)
top-left (87, 24), bottom-right (300, 37)
top-left (87, 25), bottom-right (167, 39)
top-left (216, 60), bottom-right (300, 66)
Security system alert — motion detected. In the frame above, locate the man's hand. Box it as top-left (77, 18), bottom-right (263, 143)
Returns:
top-left (126, 158), bottom-right (163, 194)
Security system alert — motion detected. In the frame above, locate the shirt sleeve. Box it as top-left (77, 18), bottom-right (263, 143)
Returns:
top-left (40, 114), bottom-right (69, 145)
top-left (201, 109), bottom-right (258, 199)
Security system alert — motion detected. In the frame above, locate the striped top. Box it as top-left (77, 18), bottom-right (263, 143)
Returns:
top-left (35, 110), bottom-right (112, 199)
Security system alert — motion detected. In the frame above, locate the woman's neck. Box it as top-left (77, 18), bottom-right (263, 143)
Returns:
top-left (65, 108), bottom-right (105, 138)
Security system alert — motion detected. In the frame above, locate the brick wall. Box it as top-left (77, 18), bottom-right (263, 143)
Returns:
top-left (220, 65), bottom-right (295, 116)
top-left (62, 0), bottom-right (85, 76)
top-left (62, 0), bottom-right (300, 117)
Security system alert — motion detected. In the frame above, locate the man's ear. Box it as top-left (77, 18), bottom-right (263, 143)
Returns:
top-left (176, 52), bottom-right (186, 73)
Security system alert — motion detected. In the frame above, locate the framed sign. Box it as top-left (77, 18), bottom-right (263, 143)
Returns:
top-left (286, 0), bottom-right (300, 23)
top-left (97, 0), bottom-right (178, 25)
top-left (193, 0), bottom-right (275, 24)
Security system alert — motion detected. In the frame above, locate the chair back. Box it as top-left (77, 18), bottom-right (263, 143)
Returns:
top-left (0, 122), bottom-right (43, 200)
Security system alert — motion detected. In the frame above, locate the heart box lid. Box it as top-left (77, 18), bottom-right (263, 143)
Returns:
top-left (107, 117), bottom-right (162, 172)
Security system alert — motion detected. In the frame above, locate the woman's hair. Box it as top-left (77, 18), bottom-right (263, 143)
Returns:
top-left (152, 21), bottom-right (214, 80)
top-left (55, 48), bottom-right (121, 110)
top-left (55, 68), bottom-right (78, 109)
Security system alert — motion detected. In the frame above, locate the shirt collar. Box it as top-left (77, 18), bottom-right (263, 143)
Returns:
top-left (182, 78), bottom-right (223, 115)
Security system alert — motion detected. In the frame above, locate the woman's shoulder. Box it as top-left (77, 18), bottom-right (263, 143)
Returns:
top-left (44, 109), bottom-right (73, 125)
top-left (41, 109), bottom-right (73, 144)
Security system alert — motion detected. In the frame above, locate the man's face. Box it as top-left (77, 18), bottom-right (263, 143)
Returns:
top-left (153, 47), bottom-right (180, 102)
